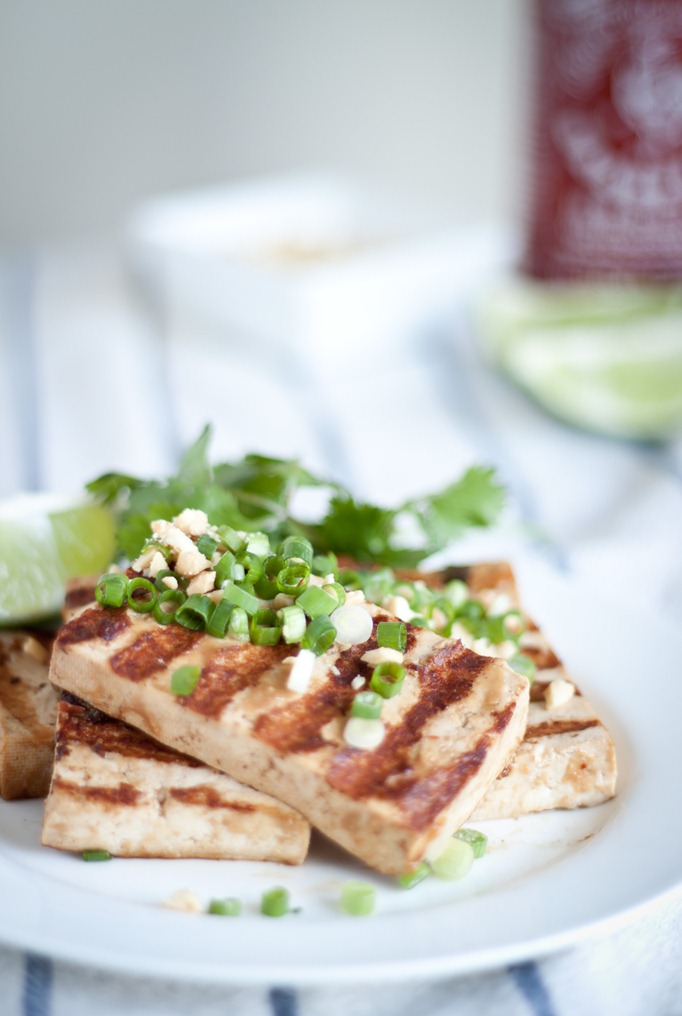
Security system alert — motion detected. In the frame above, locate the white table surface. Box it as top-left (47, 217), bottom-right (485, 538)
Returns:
top-left (0, 241), bottom-right (681, 1016)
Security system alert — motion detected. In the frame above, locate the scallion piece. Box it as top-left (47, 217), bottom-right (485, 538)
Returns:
top-left (215, 551), bottom-right (238, 587)
top-left (397, 862), bottom-right (430, 889)
top-left (82, 849), bottom-right (111, 862)
top-left (170, 664), bottom-right (201, 696)
top-left (312, 552), bottom-right (338, 578)
top-left (370, 661), bottom-right (406, 699)
top-left (126, 576), bottom-right (157, 614)
top-left (154, 568), bottom-right (186, 592)
top-left (302, 614), bottom-right (336, 656)
top-left (208, 897), bottom-right (241, 916)
top-left (279, 535), bottom-right (313, 567)
top-left (278, 604), bottom-right (307, 644)
top-left (454, 827), bottom-right (488, 859)
top-left (337, 568), bottom-right (362, 590)
top-left (350, 690), bottom-right (383, 720)
top-left (456, 599), bottom-right (485, 622)
top-left (221, 581), bottom-right (260, 616)
top-left (95, 573), bottom-right (128, 608)
top-left (276, 562), bottom-right (310, 597)
top-left (196, 533), bottom-right (219, 559)
top-left (206, 597), bottom-right (234, 638)
top-left (509, 652), bottom-right (536, 683)
top-left (322, 582), bottom-right (346, 608)
top-left (376, 620), bottom-right (407, 653)
top-left (250, 608), bottom-right (282, 646)
top-left (340, 880), bottom-right (376, 916)
top-left (260, 886), bottom-right (290, 917)
top-left (245, 531), bottom-right (270, 558)
top-left (409, 615), bottom-right (430, 629)
top-left (217, 526), bottom-right (245, 554)
top-left (430, 837), bottom-right (475, 880)
top-left (153, 588), bottom-right (186, 625)
top-left (175, 593), bottom-right (214, 631)
top-left (237, 551), bottom-right (263, 585)
top-left (443, 578), bottom-right (468, 607)
top-left (361, 567), bottom-right (396, 605)
top-left (227, 606), bottom-right (249, 642)
top-left (296, 584), bottom-right (338, 620)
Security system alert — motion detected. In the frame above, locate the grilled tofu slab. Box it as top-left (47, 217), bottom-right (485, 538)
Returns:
top-left (471, 620), bottom-right (617, 820)
top-left (49, 601), bottom-right (529, 876)
top-left (0, 631), bottom-right (57, 799)
top-left (42, 696), bottom-right (310, 862)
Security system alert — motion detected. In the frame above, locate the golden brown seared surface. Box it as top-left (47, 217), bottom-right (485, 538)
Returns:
top-left (43, 697), bottom-right (310, 862)
top-left (49, 602), bottom-right (529, 875)
top-left (0, 631), bottom-right (57, 799)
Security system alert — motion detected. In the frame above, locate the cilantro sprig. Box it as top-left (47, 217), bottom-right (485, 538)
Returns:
top-left (86, 426), bottom-right (505, 567)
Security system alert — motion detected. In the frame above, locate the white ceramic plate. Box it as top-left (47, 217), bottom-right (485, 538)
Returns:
top-left (0, 556), bottom-right (680, 985)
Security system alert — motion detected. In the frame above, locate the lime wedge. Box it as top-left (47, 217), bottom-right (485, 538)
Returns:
top-left (0, 495), bottom-right (116, 625)
top-left (477, 279), bottom-right (682, 439)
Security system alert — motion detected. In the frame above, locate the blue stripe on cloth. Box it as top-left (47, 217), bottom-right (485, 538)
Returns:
top-left (268, 986), bottom-right (299, 1016)
top-left (22, 954), bottom-right (53, 1016)
top-left (509, 961), bottom-right (556, 1016)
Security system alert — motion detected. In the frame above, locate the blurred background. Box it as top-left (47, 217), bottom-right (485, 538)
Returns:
top-left (0, 0), bottom-right (526, 245)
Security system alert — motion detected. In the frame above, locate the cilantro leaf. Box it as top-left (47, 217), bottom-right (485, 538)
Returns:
top-left (86, 427), bottom-right (506, 565)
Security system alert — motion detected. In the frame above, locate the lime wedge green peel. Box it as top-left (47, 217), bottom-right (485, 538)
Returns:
top-left (0, 494), bottom-right (116, 625)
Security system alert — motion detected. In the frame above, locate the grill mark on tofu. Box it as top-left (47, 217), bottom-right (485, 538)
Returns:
top-left (64, 582), bottom-right (97, 612)
top-left (58, 606), bottom-right (131, 646)
top-left (325, 643), bottom-right (496, 826)
top-left (253, 639), bottom-right (374, 753)
top-left (524, 645), bottom-right (562, 670)
top-left (110, 626), bottom-right (202, 680)
top-left (181, 642), bottom-right (291, 716)
top-left (168, 785), bottom-right (256, 812)
top-left (52, 775), bottom-right (140, 806)
top-left (55, 700), bottom-right (204, 766)
top-left (525, 718), bottom-right (600, 740)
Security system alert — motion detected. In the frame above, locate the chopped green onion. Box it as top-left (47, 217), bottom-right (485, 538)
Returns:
top-left (153, 588), bottom-right (186, 625)
top-left (227, 606), bottom-right (249, 642)
top-left (236, 551), bottom-right (263, 585)
top-left (361, 567), bottom-right (395, 605)
top-left (175, 593), bottom-right (214, 630)
top-left (215, 551), bottom-right (238, 587)
top-left (276, 562), bottom-right (310, 596)
top-left (126, 576), bottom-right (157, 614)
top-left (350, 690), bottom-right (383, 720)
top-left (154, 568), bottom-right (186, 592)
top-left (95, 573), bottom-right (128, 608)
top-left (245, 531), bottom-right (270, 558)
top-left (312, 552), bottom-right (338, 578)
top-left (337, 568), bottom-right (363, 590)
top-left (454, 827), bottom-right (488, 859)
top-left (221, 581), bottom-right (260, 616)
top-left (278, 604), bottom-right (307, 644)
top-left (170, 664), bottom-right (201, 696)
top-left (144, 540), bottom-right (172, 563)
top-left (296, 585), bottom-right (338, 619)
top-left (323, 582), bottom-right (346, 608)
top-left (196, 533), bottom-right (219, 559)
top-left (509, 652), bottom-right (537, 683)
top-left (456, 599), bottom-right (485, 622)
top-left (208, 897), bottom-right (241, 916)
top-left (260, 886), bottom-right (290, 917)
top-left (376, 620), bottom-right (407, 653)
top-left (82, 849), bottom-right (111, 862)
top-left (397, 862), bottom-right (430, 889)
top-left (302, 614), bottom-right (336, 656)
top-left (206, 597), bottom-right (234, 638)
top-left (430, 837), bottom-right (475, 880)
top-left (370, 661), bottom-right (406, 699)
top-left (443, 578), bottom-right (468, 606)
top-left (217, 525), bottom-right (245, 554)
top-left (279, 536), bottom-right (313, 566)
top-left (340, 880), bottom-right (376, 916)
top-left (250, 608), bottom-right (282, 646)
top-left (409, 615), bottom-right (430, 629)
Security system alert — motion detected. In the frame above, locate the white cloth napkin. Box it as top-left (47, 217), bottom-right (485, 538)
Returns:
top-left (0, 245), bottom-right (680, 1015)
